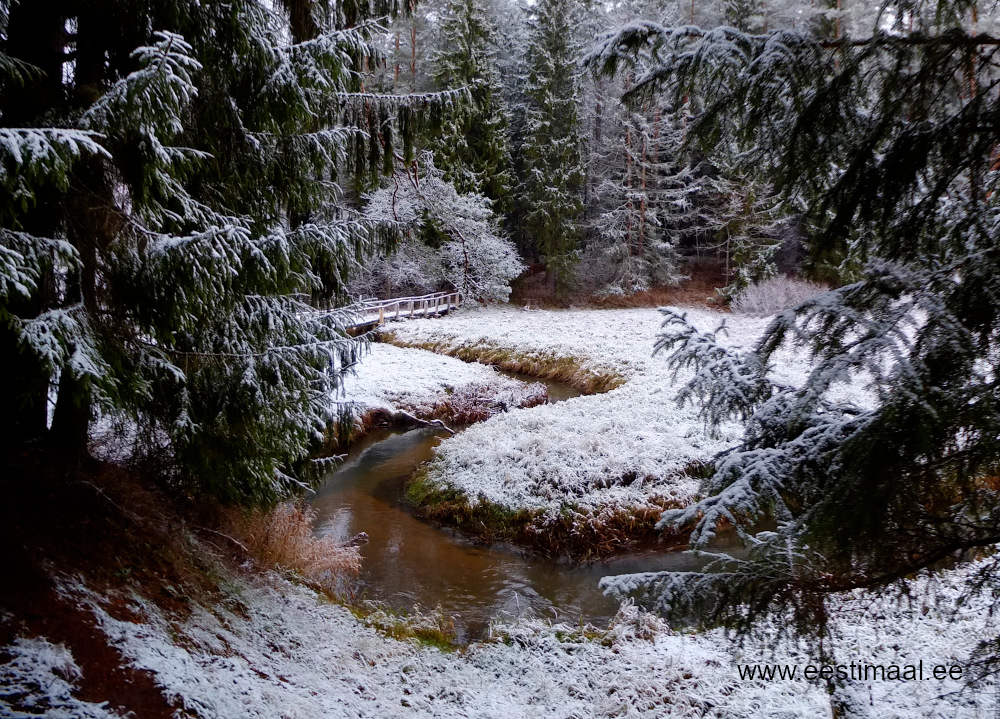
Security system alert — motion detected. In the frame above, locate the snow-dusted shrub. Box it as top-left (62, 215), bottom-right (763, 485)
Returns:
top-left (358, 159), bottom-right (524, 302)
top-left (226, 503), bottom-right (360, 596)
top-left (729, 275), bottom-right (827, 316)
top-left (347, 239), bottom-right (439, 299)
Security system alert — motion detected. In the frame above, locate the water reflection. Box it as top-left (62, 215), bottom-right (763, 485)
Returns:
top-left (312, 378), bottom-right (729, 642)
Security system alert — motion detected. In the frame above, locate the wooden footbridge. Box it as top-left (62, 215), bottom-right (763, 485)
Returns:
top-left (348, 291), bottom-right (463, 333)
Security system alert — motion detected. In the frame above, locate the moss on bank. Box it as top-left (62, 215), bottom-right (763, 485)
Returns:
top-left (406, 469), bottom-right (687, 560)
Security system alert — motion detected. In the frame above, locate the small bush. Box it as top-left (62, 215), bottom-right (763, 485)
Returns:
top-left (730, 275), bottom-right (827, 316)
top-left (226, 503), bottom-right (360, 597)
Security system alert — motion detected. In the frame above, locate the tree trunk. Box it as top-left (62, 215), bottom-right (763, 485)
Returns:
top-left (4, 0), bottom-right (68, 125)
top-left (281, 0), bottom-right (319, 44)
top-left (0, 326), bottom-right (50, 446)
top-left (49, 369), bottom-right (91, 456)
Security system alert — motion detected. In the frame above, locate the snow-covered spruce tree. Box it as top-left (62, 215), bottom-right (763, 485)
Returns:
top-left (589, 0), bottom-right (1000, 686)
top-left (358, 156), bottom-right (523, 302)
top-left (520, 0), bottom-right (586, 294)
top-left (586, 99), bottom-right (686, 295)
top-left (0, 0), bottom-right (462, 503)
top-left (428, 0), bottom-right (513, 213)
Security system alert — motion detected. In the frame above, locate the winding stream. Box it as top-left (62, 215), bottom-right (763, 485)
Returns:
top-left (311, 374), bottom-right (729, 643)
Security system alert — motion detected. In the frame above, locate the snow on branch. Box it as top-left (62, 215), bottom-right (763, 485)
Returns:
top-left (360, 157), bottom-right (522, 302)
top-left (83, 31), bottom-right (202, 141)
top-left (656, 308), bottom-right (772, 428)
top-left (0, 129), bottom-right (109, 209)
top-left (0, 230), bottom-right (79, 306)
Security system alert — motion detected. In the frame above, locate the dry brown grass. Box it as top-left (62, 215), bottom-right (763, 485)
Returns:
top-left (224, 502), bottom-right (360, 597)
top-left (381, 333), bottom-right (625, 395)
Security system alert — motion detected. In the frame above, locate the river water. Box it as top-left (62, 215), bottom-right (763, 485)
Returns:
top-left (311, 374), bottom-right (726, 643)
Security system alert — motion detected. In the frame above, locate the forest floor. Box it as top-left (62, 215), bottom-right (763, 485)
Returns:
top-left (1, 447), bottom-right (995, 718)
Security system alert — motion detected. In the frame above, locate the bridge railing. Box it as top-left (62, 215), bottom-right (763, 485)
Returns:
top-left (353, 291), bottom-right (463, 327)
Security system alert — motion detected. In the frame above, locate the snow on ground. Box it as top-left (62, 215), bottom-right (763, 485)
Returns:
top-left (339, 342), bottom-right (543, 420)
top-left (0, 633), bottom-right (123, 719)
top-left (35, 558), bottom-right (996, 719)
top-left (387, 305), bottom-right (849, 514)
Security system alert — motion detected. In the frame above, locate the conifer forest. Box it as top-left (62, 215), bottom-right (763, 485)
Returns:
top-left (3, 1), bottom-right (1000, 717)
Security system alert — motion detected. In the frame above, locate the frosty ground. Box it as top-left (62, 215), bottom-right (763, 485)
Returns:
top-left (383, 304), bottom-right (864, 541)
top-left (4, 555), bottom-right (995, 718)
top-left (3, 304), bottom-right (996, 718)
top-left (338, 342), bottom-right (548, 433)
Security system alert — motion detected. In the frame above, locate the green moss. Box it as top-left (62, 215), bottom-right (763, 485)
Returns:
top-left (406, 468), bottom-right (687, 560)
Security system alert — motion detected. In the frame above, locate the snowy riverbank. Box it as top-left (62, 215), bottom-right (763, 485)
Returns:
top-left (337, 342), bottom-right (547, 434)
top-left (8, 556), bottom-right (994, 718)
top-left (385, 305), bottom-right (835, 524)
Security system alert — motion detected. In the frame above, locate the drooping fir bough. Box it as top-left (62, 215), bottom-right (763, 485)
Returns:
top-left (0, 0), bottom-right (464, 503)
top-left (588, 0), bottom-right (1000, 687)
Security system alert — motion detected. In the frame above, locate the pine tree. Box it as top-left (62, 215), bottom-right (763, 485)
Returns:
top-left (428, 0), bottom-right (513, 212)
top-left (520, 0), bottom-right (586, 293)
top-left (589, 0), bottom-right (1000, 691)
top-left (0, 0), bottom-right (459, 503)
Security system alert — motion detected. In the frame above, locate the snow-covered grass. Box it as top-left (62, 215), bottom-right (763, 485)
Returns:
top-left (0, 634), bottom-right (122, 719)
top-left (36, 556), bottom-right (996, 718)
top-left (340, 342), bottom-right (546, 426)
top-left (386, 305), bottom-right (831, 529)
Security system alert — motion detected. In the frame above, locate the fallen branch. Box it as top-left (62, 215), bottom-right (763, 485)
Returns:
top-left (371, 407), bottom-right (456, 435)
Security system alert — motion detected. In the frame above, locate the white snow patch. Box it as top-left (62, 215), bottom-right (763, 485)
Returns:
top-left (53, 558), bottom-right (997, 719)
top-left (388, 305), bottom-right (855, 514)
top-left (0, 635), bottom-right (124, 718)
top-left (341, 342), bottom-right (540, 418)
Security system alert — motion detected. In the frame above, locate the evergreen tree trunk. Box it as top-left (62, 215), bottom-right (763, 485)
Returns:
top-left (0, 326), bottom-right (49, 446)
top-left (281, 0), bottom-right (319, 44)
top-left (49, 369), bottom-right (91, 456)
top-left (4, 0), bottom-right (67, 124)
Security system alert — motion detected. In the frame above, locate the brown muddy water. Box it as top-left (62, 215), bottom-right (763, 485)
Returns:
top-left (311, 375), bottom-right (733, 643)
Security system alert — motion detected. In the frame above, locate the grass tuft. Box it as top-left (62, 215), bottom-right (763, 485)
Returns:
top-left (348, 601), bottom-right (459, 651)
top-left (224, 502), bottom-right (360, 598)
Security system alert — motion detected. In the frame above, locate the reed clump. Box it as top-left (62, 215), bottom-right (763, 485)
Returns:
top-left (225, 502), bottom-right (360, 598)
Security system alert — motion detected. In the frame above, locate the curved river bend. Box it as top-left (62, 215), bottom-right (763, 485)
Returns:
top-left (311, 374), bottom-right (725, 643)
